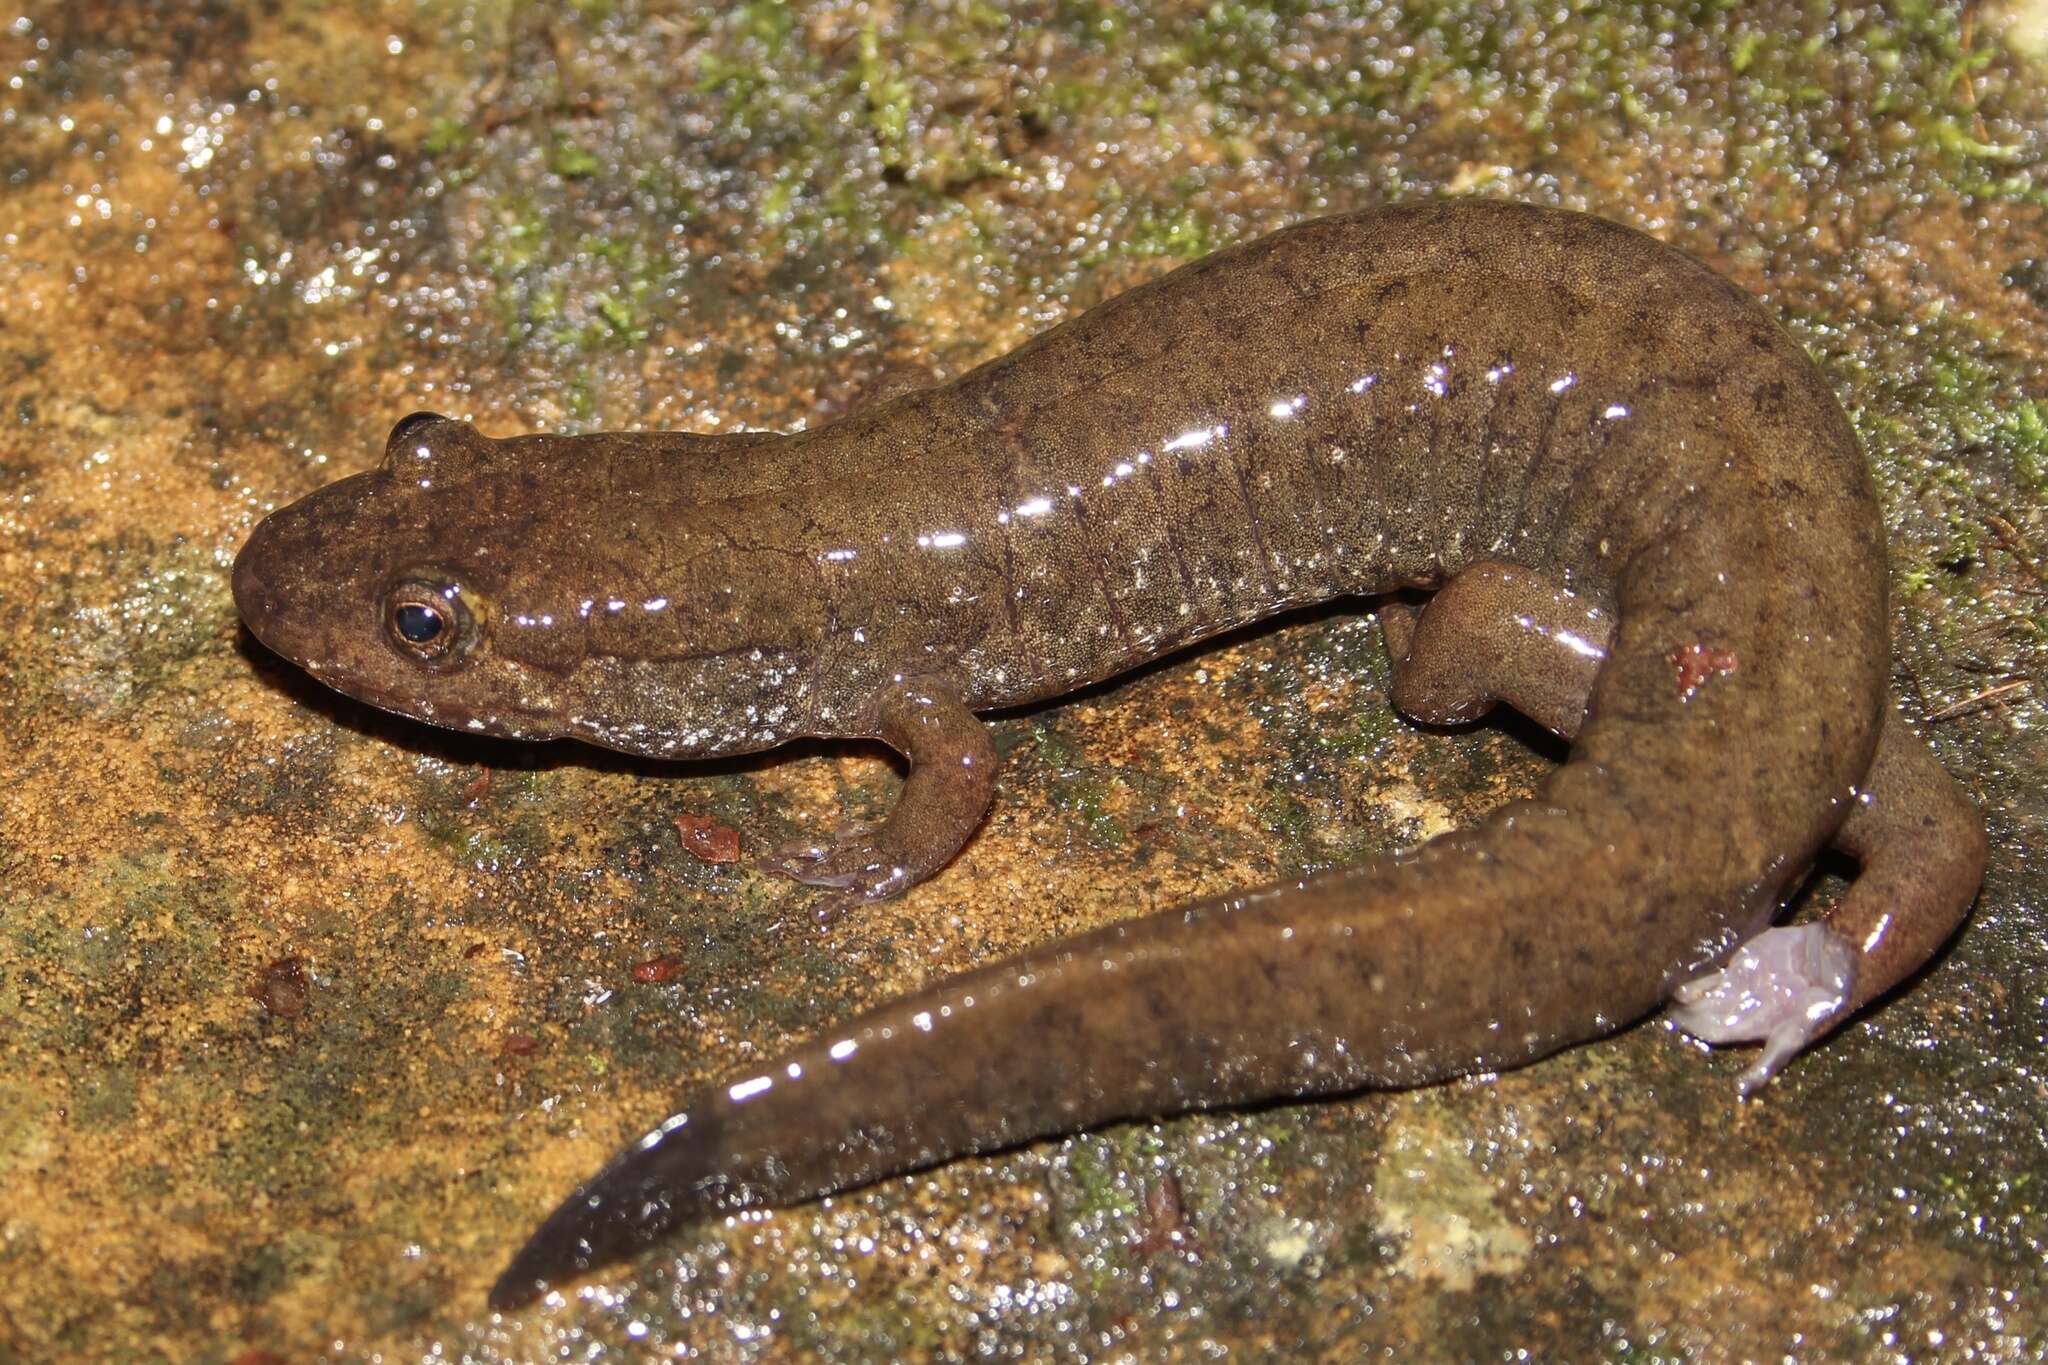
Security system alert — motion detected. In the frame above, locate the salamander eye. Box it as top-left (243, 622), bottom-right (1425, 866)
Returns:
top-left (383, 577), bottom-right (478, 667)
top-left (394, 602), bottom-right (444, 643)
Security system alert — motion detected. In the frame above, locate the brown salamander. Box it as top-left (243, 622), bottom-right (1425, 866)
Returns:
top-left (230, 201), bottom-right (1986, 1311)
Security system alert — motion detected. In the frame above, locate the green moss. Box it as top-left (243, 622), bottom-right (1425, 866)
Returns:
top-left (1848, 326), bottom-right (2045, 628)
top-left (1028, 76), bottom-right (1130, 120)
top-left (74, 1066), bottom-right (138, 1127)
top-left (1026, 725), bottom-right (1130, 849)
top-left (548, 138), bottom-right (602, 180)
top-left (1730, 29), bottom-right (1762, 73)
top-left (1119, 204), bottom-right (1220, 260)
top-left (1060, 1137), bottom-right (1144, 1224)
top-left (2008, 401), bottom-right (2048, 491)
top-left (740, 0), bottom-right (795, 48)
top-left (1933, 1164), bottom-right (2038, 1228)
top-left (1254, 790), bottom-right (1319, 850)
top-left (855, 23), bottom-right (913, 171)
top-left (1077, 196), bottom-right (1220, 269)
top-left (1755, 1), bottom-right (2029, 200)
top-left (1054, 0), bottom-right (1127, 45)
top-left (1928, 118), bottom-right (2026, 164)
top-left (420, 117), bottom-right (473, 157)
top-left (471, 197), bottom-right (672, 353)
top-left (18, 534), bottom-right (235, 718)
top-left (1956, 171), bottom-right (2048, 209)
top-left (759, 177), bottom-right (797, 228)
top-left (525, 284), bottom-right (563, 325)
top-left (476, 199), bottom-right (546, 277)
top-left (1059, 772), bottom-right (1128, 849)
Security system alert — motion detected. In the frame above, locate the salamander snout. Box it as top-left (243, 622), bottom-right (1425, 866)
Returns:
top-left (231, 502), bottom-right (303, 659)
top-left (231, 471), bottom-right (385, 676)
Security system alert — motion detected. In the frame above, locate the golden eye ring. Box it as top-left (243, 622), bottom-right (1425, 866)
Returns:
top-left (382, 576), bottom-right (478, 668)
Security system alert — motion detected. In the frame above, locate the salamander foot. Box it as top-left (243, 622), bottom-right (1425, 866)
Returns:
top-left (759, 824), bottom-right (911, 923)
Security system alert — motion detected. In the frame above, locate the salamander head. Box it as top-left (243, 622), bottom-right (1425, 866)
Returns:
top-left (233, 413), bottom-right (808, 756)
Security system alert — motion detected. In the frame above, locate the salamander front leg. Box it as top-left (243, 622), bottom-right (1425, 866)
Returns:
top-left (760, 679), bottom-right (998, 923)
top-left (1378, 560), bottom-right (1612, 739)
top-left (1668, 711), bottom-right (1986, 1094)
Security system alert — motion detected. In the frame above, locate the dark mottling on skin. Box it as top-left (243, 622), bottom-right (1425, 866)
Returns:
top-left (232, 203), bottom-right (1983, 1309)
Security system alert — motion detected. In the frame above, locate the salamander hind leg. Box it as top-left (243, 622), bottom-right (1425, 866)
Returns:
top-left (1378, 560), bottom-right (1614, 740)
top-left (1381, 567), bottom-right (1985, 1095)
top-left (758, 679), bottom-right (998, 923)
top-left (1669, 708), bottom-right (1986, 1095)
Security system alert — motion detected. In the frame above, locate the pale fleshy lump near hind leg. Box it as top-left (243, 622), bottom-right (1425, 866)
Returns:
top-left (1667, 922), bottom-right (1857, 1097)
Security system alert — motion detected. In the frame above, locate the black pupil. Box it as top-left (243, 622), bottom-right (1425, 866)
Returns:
top-left (394, 603), bottom-right (445, 644)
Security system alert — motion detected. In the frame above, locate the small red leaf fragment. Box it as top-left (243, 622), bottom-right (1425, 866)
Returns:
top-left (1671, 642), bottom-right (1739, 699)
top-left (251, 956), bottom-right (309, 1018)
top-left (631, 954), bottom-right (687, 984)
top-left (673, 813), bottom-right (742, 863)
top-left (1131, 1171), bottom-right (1204, 1259)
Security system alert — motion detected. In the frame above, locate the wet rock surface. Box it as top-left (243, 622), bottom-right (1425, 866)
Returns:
top-left (1, 3), bottom-right (2043, 1360)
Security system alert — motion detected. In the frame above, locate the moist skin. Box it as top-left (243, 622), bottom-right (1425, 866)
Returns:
top-left (230, 201), bottom-right (1987, 1311)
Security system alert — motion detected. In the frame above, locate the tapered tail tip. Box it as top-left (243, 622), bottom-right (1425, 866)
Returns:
top-left (490, 1226), bottom-right (594, 1310)
top-left (487, 1189), bottom-right (616, 1312)
top-left (487, 1175), bottom-right (685, 1311)
top-left (487, 1261), bottom-right (551, 1313)
top-left (487, 1108), bottom-right (732, 1312)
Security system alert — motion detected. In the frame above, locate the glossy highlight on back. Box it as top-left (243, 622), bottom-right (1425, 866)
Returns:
top-left (230, 201), bottom-right (1985, 1311)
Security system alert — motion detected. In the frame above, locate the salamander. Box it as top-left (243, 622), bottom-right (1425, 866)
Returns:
top-left (229, 200), bottom-right (1986, 1311)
